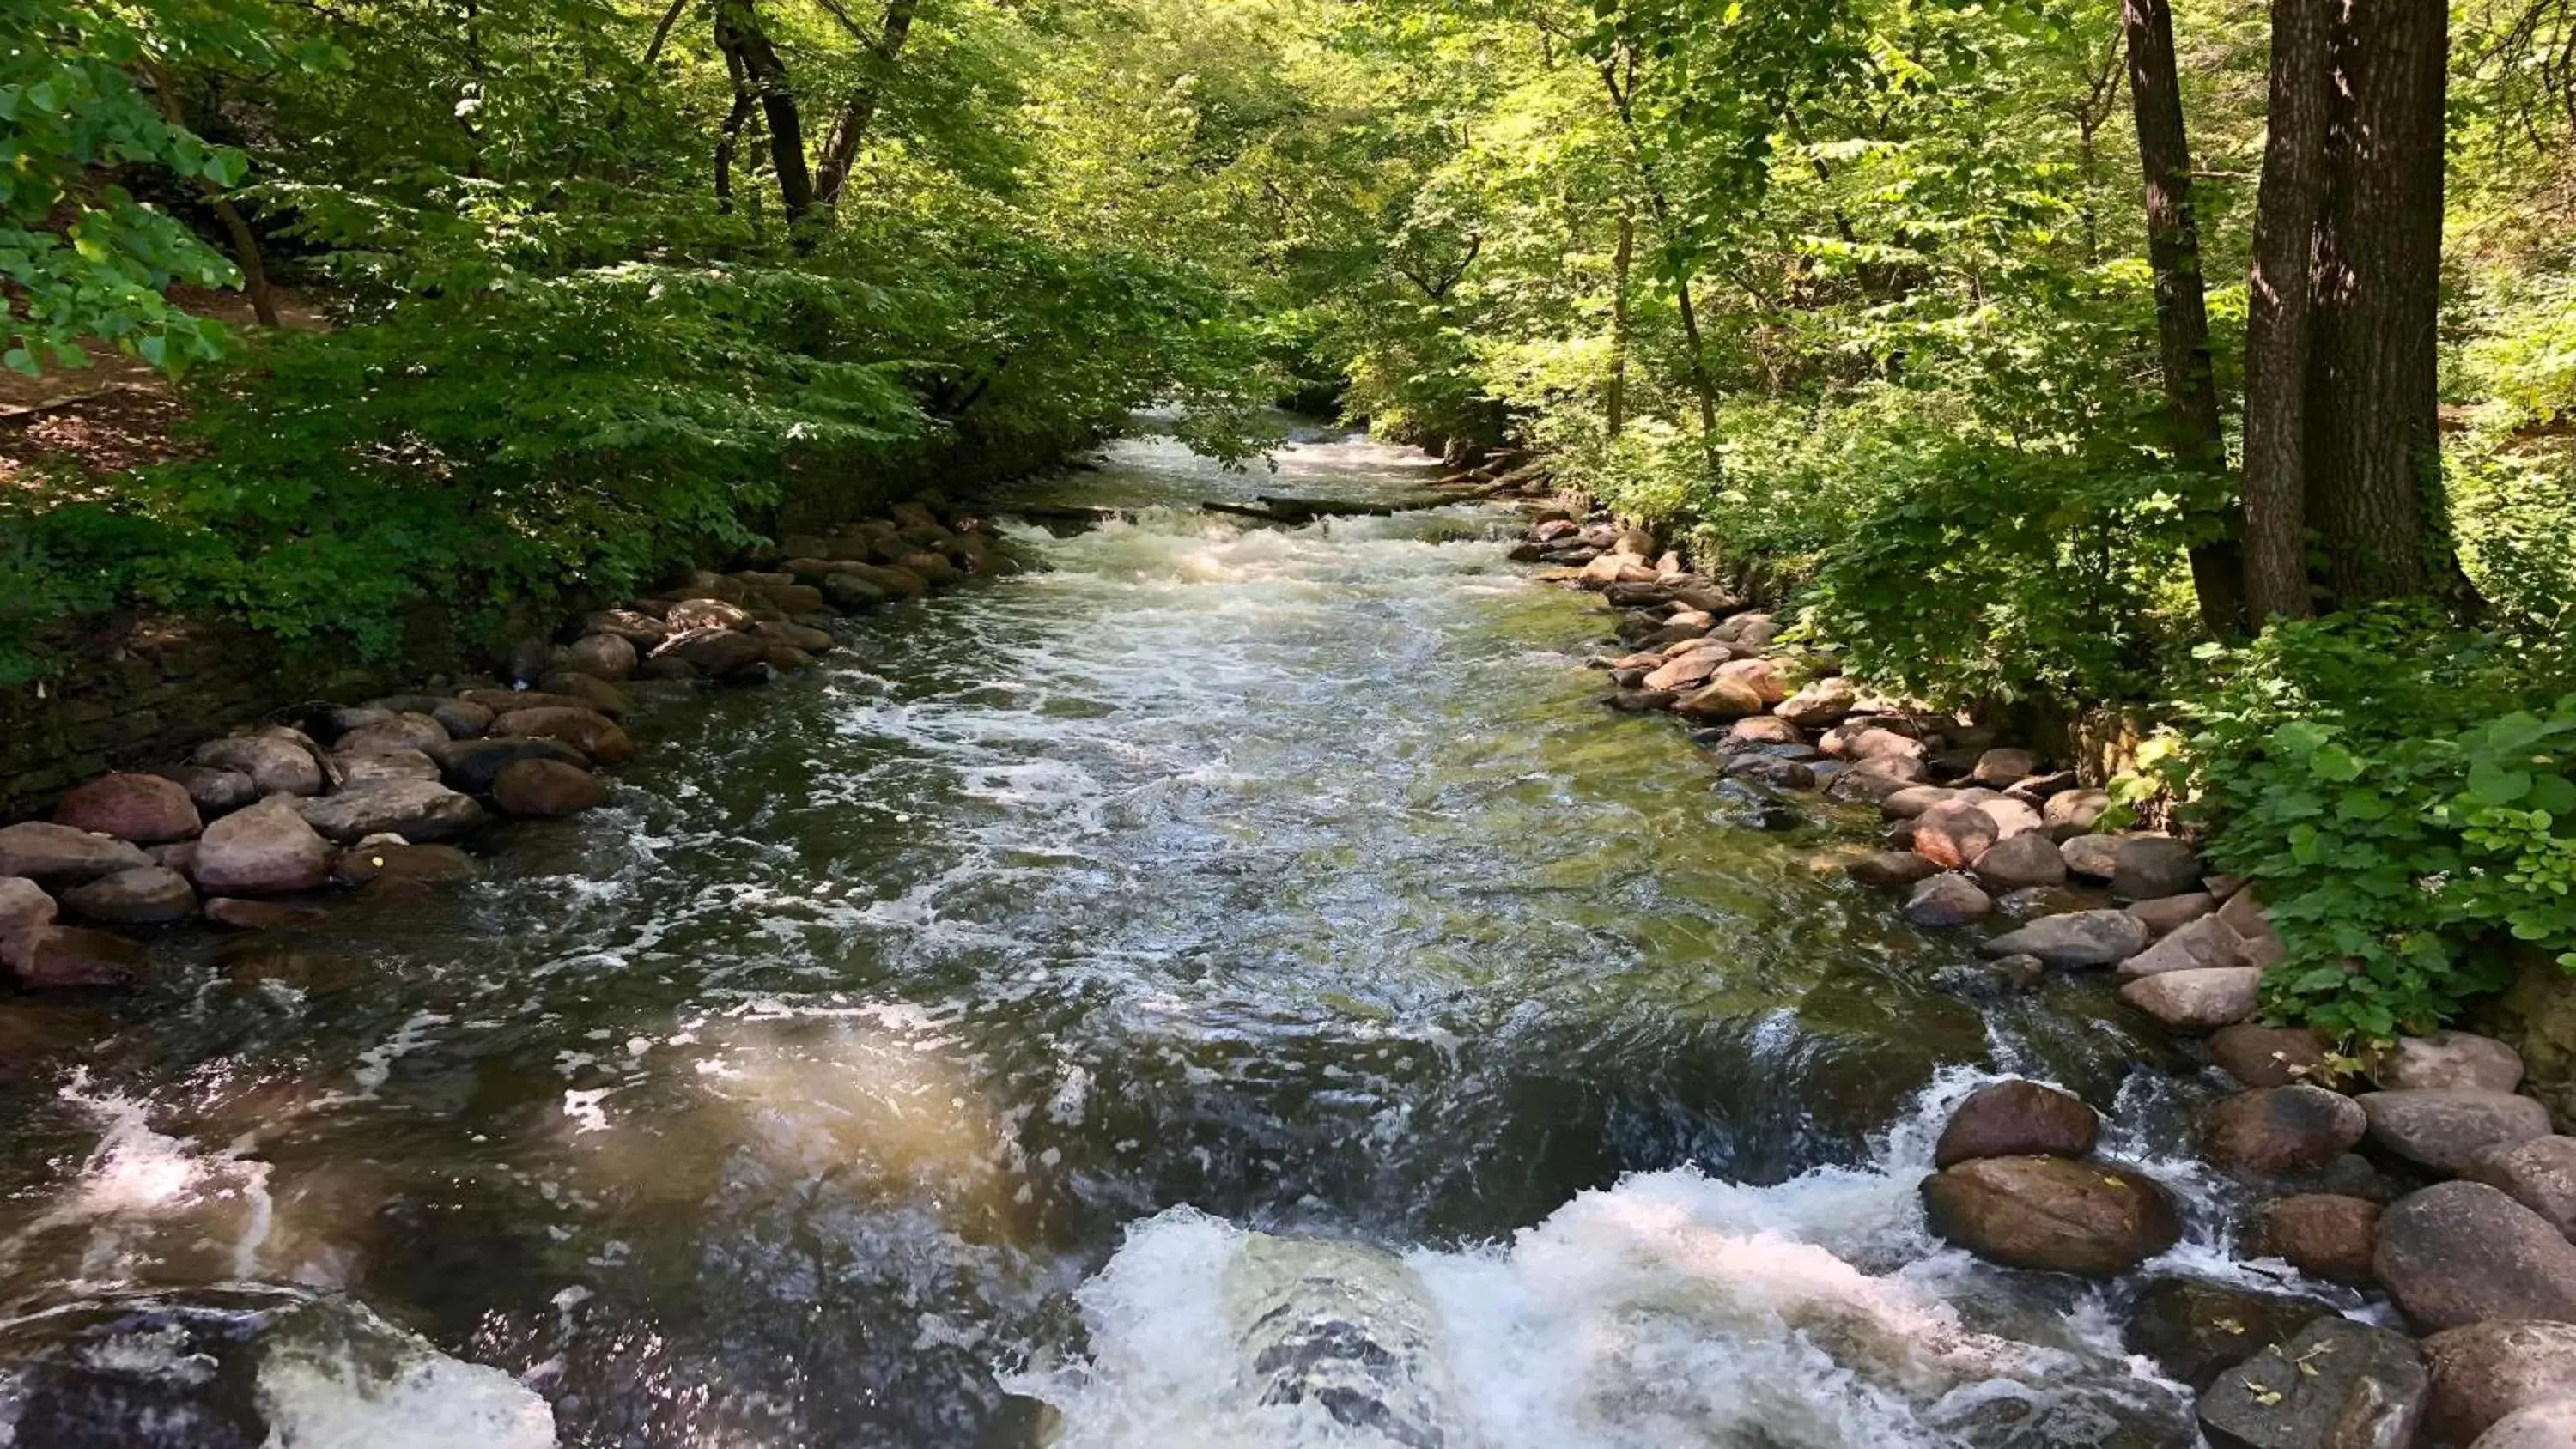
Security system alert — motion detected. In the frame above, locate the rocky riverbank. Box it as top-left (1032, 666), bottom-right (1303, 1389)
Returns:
top-left (0, 497), bottom-right (1018, 1015)
top-left (1501, 486), bottom-right (2576, 1449)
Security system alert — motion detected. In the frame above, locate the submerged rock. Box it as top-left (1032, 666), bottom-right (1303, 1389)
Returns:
top-left (2123, 1276), bottom-right (2335, 1391)
top-left (492, 758), bottom-right (606, 817)
top-left (1920, 1155), bottom-right (2181, 1276)
top-left (59, 866), bottom-right (197, 925)
top-left (1, 925), bottom-right (146, 989)
top-left (1849, 851), bottom-right (1939, 889)
top-left (1905, 871), bottom-right (1993, 927)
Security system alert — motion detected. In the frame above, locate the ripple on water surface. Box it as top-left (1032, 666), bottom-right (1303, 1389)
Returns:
top-left (0, 432), bottom-right (2309, 1446)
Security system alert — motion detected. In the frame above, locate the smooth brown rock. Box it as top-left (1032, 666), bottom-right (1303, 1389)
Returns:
top-left (491, 706), bottom-right (635, 765)
top-left (2472, 1401), bottom-right (2576, 1448)
top-left (191, 734), bottom-right (325, 796)
top-left (458, 687), bottom-right (631, 720)
top-left (2421, 1320), bottom-right (2576, 1446)
top-left (2375, 1182), bottom-right (2576, 1331)
top-left (2467, 1136), bottom-right (2576, 1240)
top-left (331, 749), bottom-right (443, 785)
top-left (1728, 715), bottom-right (1803, 746)
top-left (0, 822), bottom-right (153, 886)
top-left (335, 714), bottom-right (448, 756)
top-left (2, 925), bottom-right (146, 989)
top-left (1711, 657), bottom-right (1787, 706)
top-left (2206, 1086), bottom-right (2369, 1178)
top-left (191, 797), bottom-right (334, 896)
top-left (1920, 1155), bottom-right (2182, 1276)
top-left (1935, 1081), bottom-right (2099, 1167)
top-left (1980, 909), bottom-right (2152, 967)
top-left (2119, 967), bottom-right (2263, 1034)
top-left (2371, 1032), bottom-right (2527, 1094)
top-left (2044, 789), bottom-right (2111, 837)
top-left (659, 628), bottom-right (769, 681)
top-left (53, 773), bottom-right (201, 844)
top-left (2255, 1194), bottom-right (2381, 1286)
top-left (2360, 1089), bottom-right (2555, 1176)
top-left (1973, 831), bottom-right (2067, 889)
top-left (2060, 833), bottom-right (2123, 879)
top-left (1970, 747), bottom-right (2039, 787)
top-left (1905, 872), bottom-right (1993, 927)
top-left (2115, 912), bottom-right (2253, 983)
top-left (2112, 835), bottom-right (2204, 900)
top-left (434, 737), bottom-right (591, 793)
top-left (2128, 891), bottom-right (2219, 937)
top-left (59, 866), bottom-right (197, 925)
top-left (1914, 801), bottom-right (2001, 870)
top-left (1849, 851), bottom-right (1940, 889)
top-left (562, 632), bottom-right (638, 682)
top-left (492, 759), bottom-right (606, 817)
top-left (0, 877), bottom-right (58, 933)
top-left (2212, 1024), bottom-right (2338, 1088)
top-left (1674, 677), bottom-right (1765, 720)
top-left (1880, 785), bottom-right (1955, 821)
top-left (1774, 676), bottom-right (1857, 727)
top-left (153, 764), bottom-right (258, 815)
top-left (297, 779), bottom-right (485, 844)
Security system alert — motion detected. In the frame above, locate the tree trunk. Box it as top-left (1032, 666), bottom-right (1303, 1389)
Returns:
top-left (1607, 205), bottom-right (1632, 438)
top-left (2122, 0), bottom-right (2245, 637)
top-left (813, 0), bottom-right (920, 207)
top-left (714, 0), bottom-right (815, 232)
top-left (2305, 0), bottom-right (2458, 607)
top-left (2240, 0), bottom-right (2333, 621)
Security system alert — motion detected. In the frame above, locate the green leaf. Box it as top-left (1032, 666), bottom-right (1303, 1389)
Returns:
top-left (2310, 743), bottom-right (2365, 782)
top-left (2467, 761), bottom-right (2534, 805)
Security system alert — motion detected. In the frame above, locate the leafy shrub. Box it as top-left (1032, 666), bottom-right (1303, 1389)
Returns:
top-left (2162, 608), bottom-right (2576, 1037)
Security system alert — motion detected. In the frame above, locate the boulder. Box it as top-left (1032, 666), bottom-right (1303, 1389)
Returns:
top-left (2119, 967), bottom-right (2264, 1033)
top-left (2472, 1402), bottom-right (2576, 1448)
top-left (2045, 789), bottom-right (2112, 837)
top-left (658, 628), bottom-right (769, 681)
top-left (491, 706), bottom-right (635, 766)
top-left (2359, 1089), bottom-right (2555, 1176)
top-left (1914, 801), bottom-right (2000, 870)
top-left (457, 687), bottom-right (631, 720)
top-left (2114, 912), bottom-right (2253, 983)
top-left (2205, 1086), bottom-right (2370, 1179)
top-left (1722, 755), bottom-right (1814, 790)
top-left (1973, 832), bottom-right (2067, 889)
top-left (491, 759), bottom-right (606, 817)
top-left (2061, 833), bottom-right (2123, 879)
top-left (1849, 851), bottom-right (1940, 889)
top-left (1674, 677), bottom-right (1765, 720)
top-left (1825, 724), bottom-right (1927, 763)
top-left (2371, 1032), bottom-right (2527, 1094)
top-left (191, 734), bottom-right (325, 796)
top-left (1727, 715), bottom-right (1804, 746)
top-left (2196, 1318), bottom-right (2426, 1449)
top-left (331, 749), bottom-right (443, 785)
top-left (192, 797), bottom-right (334, 896)
top-left (2421, 1320), bottom-right (2576, 1447)
top-left (2112, 835), bottom-right (2205, 900)
top-left (1880, 785), bottom-right (1955, 820)
top-left (829, 562), bottom-right (927, 601)
top-left (1826, 757), bottom-right (1929, 800)
top-left (2375, 1182), bottom-right (2576, 1331)
top-left (435, 737), bottom-right (592, 794)
top-left (1, 925), bottom-right (146, 989)
top-left (59, 866), bottom-right (197, 925)
top-left (1711, 657), bottom-right (1788, 706)
top-left (2123, 1276), bottom-right (2336, 1391)
top-left (429, 698), bottom-right (495, 740)
top-left (1919, 1155), bottom-right (2182, 1276)
top-left (2128, 891), bottom-right (2219, 937)
top-left (204, 898), bottom-right (331, 931)
top-left (560, 633), bottom-right (638, 682)
top-left (665, 597), bottom-right (756, 630)
top-left (1981, 796), bottom-right (2045, 840)
top-left (1979, 909), bottom-right (2153, 967)
top-left (154, 764), bottom-right (258, 815)
top-left (580, 608), bottom-right (667, 646)
top-left (0, 822), bottom-right (151, 886)
top-left (2255, 1194), bottom-right (2382, 1286)
top-left (1642, 649), bottom-right (1727, 692)
top-left (2213, 1024), bottom-right (2338, 1089)
top-left (1904, 872), bottom-right (1993, 928)
top-left (0, 877), bottom-right (57, 933)
top-left (1970, 747), bottom-right (2039, 787)
top-left (52, 773), bottom-right (201, 844)
top-left (2466, 1136), bottom-right (2576, 1240)
top-left (334, 714), bottom-right (448, 756)
top-left (296, 780), bottom-right (485, 845)
top-left (536, 670), bottom-right (639, 718)
top-left (1934, 1081), bottom-right (2099, 1167)
top-left (1775, 676), bottom-right (1858, 727)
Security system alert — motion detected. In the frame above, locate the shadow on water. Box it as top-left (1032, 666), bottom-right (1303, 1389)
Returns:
top-left (0, 432), bottom-right (2255, 1446)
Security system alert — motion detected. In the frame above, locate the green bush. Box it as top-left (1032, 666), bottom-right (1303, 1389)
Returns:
top-left (2162, 608), bottom-right (2576, 1037)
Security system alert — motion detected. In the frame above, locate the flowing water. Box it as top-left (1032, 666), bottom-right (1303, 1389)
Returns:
top-left (0, 430), bottom-right (2352, 1446)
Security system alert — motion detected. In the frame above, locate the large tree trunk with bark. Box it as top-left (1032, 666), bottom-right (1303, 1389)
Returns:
top-left (714, 0), bottom-right (816, 233)
top-left (814, 0), bottom-right (920, 208)
top-left (2122, 0), bottom-right (2245, 637)
top-left (2240, 0), bottom-right (2334, 621)
top-left (1607, 205), bottom-right (1632, 438)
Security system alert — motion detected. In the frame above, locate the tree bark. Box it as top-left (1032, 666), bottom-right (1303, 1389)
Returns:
top-left (1607, 205), bottom-right (1633, 438)
top-left (813, 0), bottom-right (919, 208)
top-left (2305, 0), bottom-right (2458, 607)
top-left (713, 0), bottom-right (816, 232)
top-left (144, 64), bottom-right (279, 328)
top-left (2240, 0), bottom-right (2334, 621)
top-left (1595, 54), bottom-right (1718, 437)
top-left (2122, 0), bottom-right (2245, 636)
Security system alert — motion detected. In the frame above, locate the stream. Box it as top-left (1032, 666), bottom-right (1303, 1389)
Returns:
top-left (0, 429), bottom-right (2339, 1446)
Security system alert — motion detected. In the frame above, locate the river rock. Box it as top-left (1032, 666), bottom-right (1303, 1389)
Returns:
top-left (2360, 1089), bottom-right (2555, 1176)
top-left (2474, 1402), bottom-right (2576, 1448)
top-left (334, 842), bottom-right (478, 888)
top-left (538, 670), bottom-right (641, 718)
top-left (562, 632), bottom-right (638, 682)
top-left (192, 797), bottom-right (334, 895)
top-left (660, 628), bottom-right (770, 681)
top-left (1905, 872), bottom-right (1992, 927)
top-left (491, 706), bottom-right (635, 765)
top-left (1723, 755), bottom-right (1815, 789)
top-left (1, 925), bottom-right (146, 989)
top-left (2045, 789), bottom-right (2111, 837)
top-left (491, 759), bottom-right (606, 817)
top-left (1641, 650), bottom-right (1722, 693)
top-left (1970, 748), bottom-right (2039, 787)
top-left (0, 877), bottom-right (57, 933)
top-left (192, 734), bottom-right (325, 796)
top-left (2370, 1032), bottom-right (2527, 1094)
top-left (296, 780), bottom-right (485, 844)
top-left (1979, 909), bottom-right (2151, 967)
top-left (332, 749), bottom-right (443, 785)
top-left (1775, 676), bottom-right (1857, 727)
top-left (155, 764), bottom-right (258, 815)
top-left (1973, 831), bottom-right (2066, 889)
top-left (1880, 785), bottom-right (1954, 821)
top-left (2213, 1024), bottom-right (2338, 1088)
top-left (436, 737), bottom-right (592, 793)
top-left (2256, 1194), bottom-right (2382, 1285)
top-left (2115, 912), bottom-right (2252, 983)
top-left (335, 714), bottom-right (447, 757)
top-left (1711, 658), bottom-right (1787, 706)
top-left (204, 898), bottom-right (332, 931)
top-left (2421, 1320), bottom-right (2576, 1446)
top-left (582, 607), bottom-right (668, 645)
top-left (1913, 801), bottom-right (1999, 870)
top-left (430, 698), bottom-right (495, 739)
top-left (2124, 1276), bottom-right (2336, 1391)
top-left (1935, 1081), bottom-right (2099, 1167)
top-left (1674, 677), bottom-right (1765, 720)
top-left (1825, 724), bottom-right (1926, 763)
top-left (2206, 1086), bottom-right (2369, 1179)
top-left (2376, 1182), bottom-right (2576, 1330)
top-left (0, 822), bottom-right (152, 886)
top-left (1850, 851), bottom-right (1939, 889)
top-left (53, 773), bottom-right (202, 844)
top-left (2112, 836), bottom-right (2204, 900)
top-left (59, 866), bottom-right (196, 925)
top-left (1831, 757), bottom-right (1931, 801)
top-left (666, 596), bottom-right (756, 630)
top-left (2196, 1318), bottom-right (2427, 1449)
top-left (1919, 1155), bottom-right (2182, 1276)
top-left (2118, 967), bottom-right (2263, 1033)
top-left (1725, 716), bottom-right (1803, 748)
top-left (2466, 1136), bottom-right (2576, 1240)
top-left (458, 686), bottom-right (630, 720)
top-left (835, 561), bottom-right (929, 601)
top-left (1931, 954), bottom-right (2047, 1000)
top-left (2129, 891), bottom-right (2219, 937)
top-left (2061, 833), bottom-right (2123, 879)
